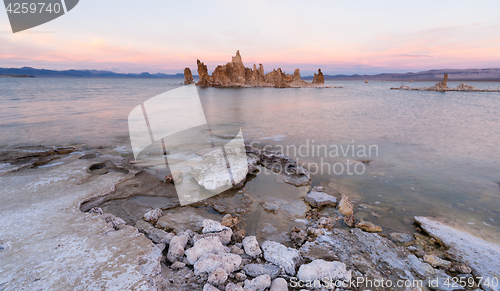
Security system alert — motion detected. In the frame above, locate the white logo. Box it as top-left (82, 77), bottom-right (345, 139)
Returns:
top-left (128, 85), bottom-right (248, 205)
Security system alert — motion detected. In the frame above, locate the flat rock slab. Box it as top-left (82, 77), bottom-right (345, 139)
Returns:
top-left (0, 156), bottom-right (162, 291)
top-left (243, 264), bottom-right (281, 279)
top-left (304, 190), bottom-right (337, 208)
top-left (416, 216), bottom-right (500, 291)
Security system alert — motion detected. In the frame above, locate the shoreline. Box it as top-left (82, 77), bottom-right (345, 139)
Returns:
top-left (1, 145), bottom-right (499, 290)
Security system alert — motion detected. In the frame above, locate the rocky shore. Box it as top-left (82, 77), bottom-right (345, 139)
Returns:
top-left (184, 51), bottom-right (326, 88)
top-left (0, 145), bottom-right (499, 291)
top-left (391, 74), bottom-right (500, 92)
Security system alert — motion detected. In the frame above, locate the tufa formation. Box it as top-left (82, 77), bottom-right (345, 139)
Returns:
top-left (189, 50), bottom-right (325, 88)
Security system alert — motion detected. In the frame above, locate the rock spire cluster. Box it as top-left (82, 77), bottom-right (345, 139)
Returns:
top-left (188, 50), bottom-right (325, 88)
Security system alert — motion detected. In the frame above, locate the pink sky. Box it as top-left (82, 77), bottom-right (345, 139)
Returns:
top-left (1, 1), bottom-right (500, 75)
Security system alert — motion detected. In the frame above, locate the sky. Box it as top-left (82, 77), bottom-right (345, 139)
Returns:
top-left (1, 0), bottom-right (500, 75)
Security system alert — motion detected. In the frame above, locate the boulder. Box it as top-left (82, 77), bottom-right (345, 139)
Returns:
top-left (297, 259), bottom-right (351, 288)
top-left (355, 220), bottom-right (382, 233)
top-left (207, 267), bottom-right (228, 286)
top-left (203, 219), bottom-right (229, 233)
top-left (226, 282), bottom-right (244, 291)
top-left (338, 194), bottom-right (353, 215)
top-left (243, 274), bottom-right (271, 291)
top-left (343, 214), bottom-right (356, 227)
top-left (170, 261), bottom-right (186, 270)
top-left (423, 255), bottom-right (451, 269)
top-left (316, 216), bottom-right (337, 230)
top-left (194, 253), bottom-right (242, 274)
top-left (193, 228), bottom-right (233, 245)
top-left (103, 213), bottom-right (126, 230)
top-left (261, 241), bottom-right (302, 276)
top-left (167, 233), bottom-right (189, 263)
top-left (269, 278), bottom-right (288, 291)
top-left (185, 237), bottom-right (227, 265)
top-left (242, 236), bottom-right (262, 257)
top-left (135, 220), bottom-right (174, 244)
top-left (203, 283), bottom-right (220, 291)
top-left (304, 190), bottom-right (337, 208)
top-left (243, 263), bottom-right (281, 279)
top-left (143, 208), bottom-right (163, 223)
top-left (155, 207), bottom-right (220, 233)
top-left (221, 214), bottom-right (240, 227)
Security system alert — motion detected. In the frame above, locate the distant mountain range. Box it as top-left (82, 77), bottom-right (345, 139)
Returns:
top-left (315, 68), bottom-right (500, 82)
top-left (0, 67), bottom-right (186, 78)
top-left (2, 67), bottom-right (500, 81)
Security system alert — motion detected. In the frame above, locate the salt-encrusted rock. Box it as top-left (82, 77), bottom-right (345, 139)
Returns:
top-left (194, 253), bottom-right (242, 274)
top-left (343, 214), bottom-right (356, 227)
top-left (143, 208), bottom-right (163, 223)
top-left (242, 236), bottom-right (262, 257)
top-left (290, 226), bottom-right (307, 247)
top-left (243, 263), bottom-right (281, 279)
top-left (89, 207), bottom-right (103, 215)
top-left (245, 144), bottom-right (311, 187)
top-left (203, 219), bottom-right (229, 233)
top-left (226, 282), bottom-right (245, 291)
top-left (185, 237), bottom-right (227, 265)
top-left (304, 190), bottom-right (337, 208)
top-left (243, 274), bottom-right (271, 291)
top-left (355, 220), bottom-right (382, 233)
top-left (207, 267), bottom-right (228, 286)
top-left (155, 207), bottom-right (220, 233)
top-left (297, 259), bottom-right (351, 287)
top-left (135, 220), bottom-right (174, 244)
top-left (415, 216), bottom-right (500, 291)
top-left (269, 278), bottom-right (288, 291)
top-left (231, 245), bottom-right (245, 255)
top-left (103, 213), bottom-right (126, 230)
top-left (170, 261), bottom-right (186, 270)
top-left (261, 241), bottom-right (301, 275)
top-left (184, 68), bottom-right (194, 85)
top-left (390, 232), bottom-right (414, 245)
top-left (299, 241), bottom-right (337, 262)
top-left (203, 283), bottom-right (220, 291)
top-left (235, 272), bottom-right (247, 281)
top-left (194, 228), bottom-right (233, 245)
top-left (338, 194), bottom-right (353, 215)
top-left (316, 216), bottom-right (337, 230)
top-left (167, 233), bottom-right (189, 263)
top-left (454, 264), bottom-right (472, 274)
top-left (221, 214), bottom-right (239, 227)
top-left (423, 255), bottom-right (451, 269)
top-left (307, 227), bottom-right (326, 238)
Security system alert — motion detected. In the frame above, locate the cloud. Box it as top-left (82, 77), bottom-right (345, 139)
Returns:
top-left (393, 54), bottom-right (434, 59)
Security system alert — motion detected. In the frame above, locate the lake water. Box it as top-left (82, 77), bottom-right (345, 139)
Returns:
top-left (1, 77), bottom-right (499, 240)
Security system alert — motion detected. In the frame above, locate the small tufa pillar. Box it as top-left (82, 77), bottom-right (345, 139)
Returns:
top-left (183, 67), bottom-right (194, 85)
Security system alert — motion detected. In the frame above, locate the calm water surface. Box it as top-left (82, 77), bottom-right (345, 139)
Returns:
top-left (1, 78), bottom-right (499, 239)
